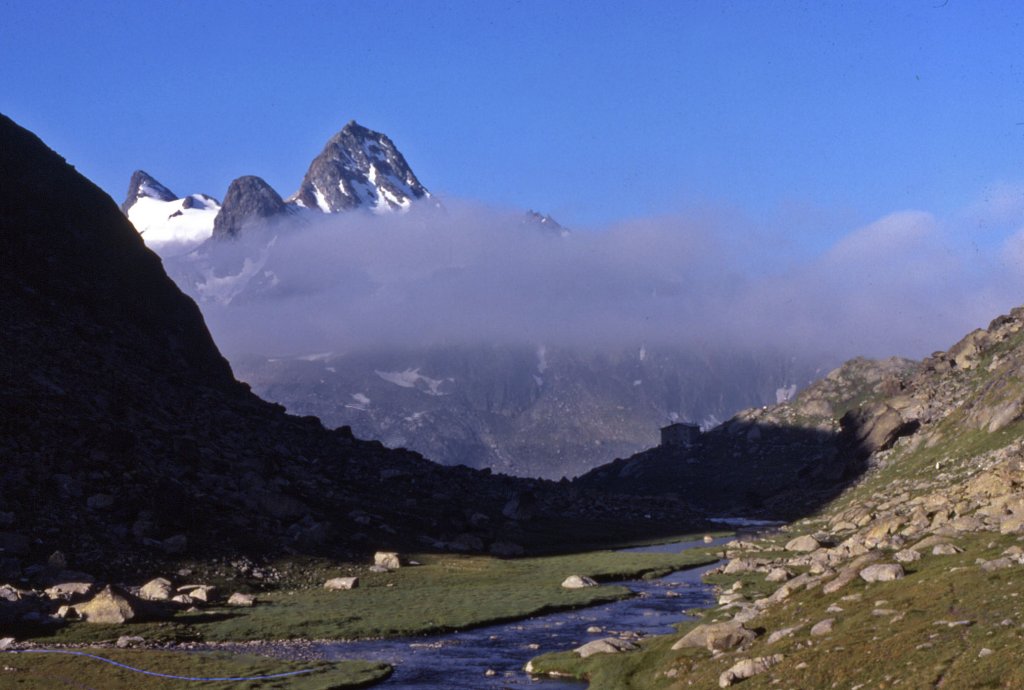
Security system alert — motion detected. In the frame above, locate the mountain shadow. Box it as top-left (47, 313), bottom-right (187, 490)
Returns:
top-left (575, 356), bottom-right (923, 520)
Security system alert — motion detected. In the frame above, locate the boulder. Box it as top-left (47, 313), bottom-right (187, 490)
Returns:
top-left (324, 577), bottom-right (359, 591)
top-left (766, 625), bottom-right (802, 644)
top-left (785, 535), bottom-right (821, 552)
top-left (76, 586), bottom-right (138, 624)
top-left (177, 584), bottom-right (215, 602)
top-left (859, 563), bottom-right (905, 583)
top-left (765, 568), bottom-right (791, 583)
top-left (374, 552), bottom-right (401, 570)
top-left (227, 592), bottom-right (256, 607)
top-left (894, 549), bottom-right (922, 563)
top-left (561, 575), bottom-right (598, 589)
top-left (719, 654), bottom-right (785, 688)
top-left (672, 621), bottom-right (757, 652)
top-left (138, 578), bottom-right (173, 601)
top-left (723, 558), bottom-right (768, 575)
top-left (980, 557), bottom-right (1015, 572)
top-left (823, 552), bottom-right (881, 594)
top-left (115, 635), bottom-right (144, 648)
top-left (999, 515), bottom-right (1024, 534)
top-left (574, 637), bottom-right (638, 658)
top-left (810, 618), bottom-right (835, 636)
top-left (932, 543), bottom-right (962, 556)
top-left (44, 581), bottom-right (94, 600)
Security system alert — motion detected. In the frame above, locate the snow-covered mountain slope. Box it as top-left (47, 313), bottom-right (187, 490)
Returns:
top-left (127, 194), bottom-right (220, 248)
top-left (289, 120), bottom-right (430, 213)
top-left (122, 170), bottom-right (220, 250)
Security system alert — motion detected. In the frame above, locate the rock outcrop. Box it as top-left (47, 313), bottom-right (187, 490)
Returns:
top-left (212, 175), bottom-right (290, 239)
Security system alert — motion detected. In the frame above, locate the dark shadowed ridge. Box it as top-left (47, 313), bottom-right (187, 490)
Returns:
top-left (0, 116), bottom-right (235, 384)
top-left (0, 113), bottom-right (707, 579)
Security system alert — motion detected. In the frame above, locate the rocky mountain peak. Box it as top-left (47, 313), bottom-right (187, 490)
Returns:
top-left (212, 175), bottom-right (290, 240)
top-left (524, 210), bottom-right (568, 236)
top-left (289, 120), bottom-right (429, 214)
top-left (121, 170), bottom-right (177, 213)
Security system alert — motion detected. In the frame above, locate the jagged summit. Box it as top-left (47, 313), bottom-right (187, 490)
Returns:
top-left (212, 175), bottom-right (290, 240)
top-left (121, 170), bottom-right (177, 213)
top-left (289, 120), bottom-right (430, 214)
top-left (524, 210), bottom-right (568, 236)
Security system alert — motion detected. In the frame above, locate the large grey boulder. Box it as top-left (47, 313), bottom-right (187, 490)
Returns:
top-left (324, 577), bottom-right (359, 591)
top-left (561, 575), bottom-right (598, 589)
top-left (76, 586), bottom-right (139, 624)
top-left (672, 621), bottom-right (757, 652)
top-left (785, 534), bottom-right (821, 552)
top-left (227, 592), bottom-right (256, 607)
top-left (810, 618), bottom-right (835, 636)
top-left (859, 563), bottom-right (905, 583)
top-left (44, 581), bottom-right (94, 600)
top-left (574, 637), bottom-right (638, 658)
top-left (138, 577), bottom-right (173, 601)
top-left (374, 552), bottom-right (401, 570)
top-left (719, 654), bottom-right (785, 687)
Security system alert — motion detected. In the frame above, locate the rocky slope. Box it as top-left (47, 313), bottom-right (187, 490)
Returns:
top-left (533, 306), bottom-right (1024, 688)
top-left (0, 114), bottom-right (704, 588)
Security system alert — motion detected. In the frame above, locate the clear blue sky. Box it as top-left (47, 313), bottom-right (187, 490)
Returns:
top-left (3, 1), bottom-right (1023, 233)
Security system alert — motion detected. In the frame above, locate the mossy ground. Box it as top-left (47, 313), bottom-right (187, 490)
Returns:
top-left (27, 543), bottom-right (716, 646)
top-left (0, 649), bottom-right (391, 689)
top-left (531, 531), bottom-right (1024, 689)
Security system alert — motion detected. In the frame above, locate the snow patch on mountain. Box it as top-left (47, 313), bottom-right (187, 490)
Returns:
top-left (127, 194), bottom-right (219, 249)
top-left (346, 393), bottom-right (371, 411)
top-left (375, 368), bottom-right (449, 396)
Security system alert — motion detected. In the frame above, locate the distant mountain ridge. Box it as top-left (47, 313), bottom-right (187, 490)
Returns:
top-left (122, 119), bottom-right (830, 480)
top-left (121, 120), bottom-right (432, 247)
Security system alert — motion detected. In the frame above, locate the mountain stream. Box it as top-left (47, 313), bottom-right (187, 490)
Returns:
top-left (314, 536), bottom-right (733, 689)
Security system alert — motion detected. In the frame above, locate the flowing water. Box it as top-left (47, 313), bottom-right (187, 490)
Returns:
top-left (316, 536), bottom-right (730, 689)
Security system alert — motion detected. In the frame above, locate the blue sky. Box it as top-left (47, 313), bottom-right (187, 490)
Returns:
top-left (3, 1), bottom-right (1024, 237)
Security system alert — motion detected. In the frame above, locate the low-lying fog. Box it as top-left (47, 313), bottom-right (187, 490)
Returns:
top-left (157, 195), bottom-right (1024, 363)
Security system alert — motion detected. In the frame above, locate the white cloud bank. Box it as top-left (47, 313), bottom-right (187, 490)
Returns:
top-left (160, 195), bottom-right (1024, 363)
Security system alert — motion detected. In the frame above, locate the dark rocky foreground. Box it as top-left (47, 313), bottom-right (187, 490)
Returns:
top-left (0, 113), bottom-right (705, 586)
